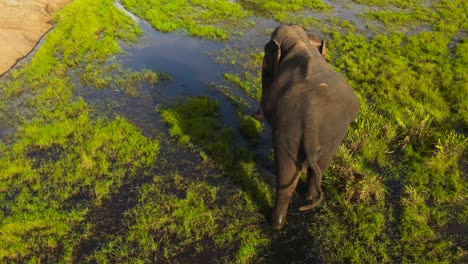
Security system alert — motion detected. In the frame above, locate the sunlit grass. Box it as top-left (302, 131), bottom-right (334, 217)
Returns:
top-left (121, 0), bottom-right (252, 40)
top-left (120, 0), bottom-right (332, 40)
top-left (312, 2), bottom-right (466, 261)
top-left (239, 115), bottom-right (263, 144)
top-left (352, 0), bottom-right (423, 9)
top-left (92, 172), bottom-right (270, 263)
top-left (238, 0), bottom-right (329, 23)
top-left (0, 0), bottom-right (160, 262)
top-left (0, 104), bottom-right (160, 262)
top-left (0, 0), bottom-right (466, 262)
top-left (159, 97), bottom-right (273, 210)
top-left (213, 0), bottom-right (467, 262)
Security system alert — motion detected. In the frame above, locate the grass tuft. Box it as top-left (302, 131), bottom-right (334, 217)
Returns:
top-left (159, 97), bottom-right (273, 211)
top-left (121, 0), bottom-right (251, 40)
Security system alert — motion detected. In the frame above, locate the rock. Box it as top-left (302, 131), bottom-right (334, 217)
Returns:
top-left (0, 0), bottom-right (70, 75)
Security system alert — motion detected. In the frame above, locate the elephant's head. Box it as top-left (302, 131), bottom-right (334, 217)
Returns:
top-left (263, 25), bottom-right (327, 71)
top-left (262, 25), bottom-right (326, 84)
top-left (261, 26), bottom-right (326, 113)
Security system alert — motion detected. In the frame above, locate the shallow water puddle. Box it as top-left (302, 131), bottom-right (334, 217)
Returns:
top-left (119, 20), bottom-right (228, 98)
top-left (79, 1), bottom-right (243, 134)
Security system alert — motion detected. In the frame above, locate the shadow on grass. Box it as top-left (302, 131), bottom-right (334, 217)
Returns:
top-left (159, 97), bottom-right (273, 213)
top-left (159, 96), bottom-right (324, 262)
top-left (73, 169), bottom-right (153, 262)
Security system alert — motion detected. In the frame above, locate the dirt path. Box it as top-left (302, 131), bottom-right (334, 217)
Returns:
top-left (0, 0), bottom-right (70, 75)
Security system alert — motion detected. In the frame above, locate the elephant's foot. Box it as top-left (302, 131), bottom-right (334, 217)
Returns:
top-left (252, 106), bottom-right (264, 120)
top-left (271, 210), bottom-right (286, 230)
top-left (300, 191), bottom-right (324, 211)
top-left (305, 188), bottom-right (320, 201)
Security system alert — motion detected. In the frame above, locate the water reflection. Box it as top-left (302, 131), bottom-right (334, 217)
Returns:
top-left (77, 1), bottom-right (241, 135)
top-left (119, 24), bottom-right (230, 97)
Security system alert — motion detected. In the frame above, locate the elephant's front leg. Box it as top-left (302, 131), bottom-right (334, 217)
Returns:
top-left (272, 146), bottom-right (301, 230)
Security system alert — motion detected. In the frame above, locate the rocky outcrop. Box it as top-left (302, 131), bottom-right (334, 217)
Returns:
top-left (0, 0), bottom-right (70, 75)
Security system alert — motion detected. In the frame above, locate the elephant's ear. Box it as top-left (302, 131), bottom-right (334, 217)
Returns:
top-left (264, 39), bottom-right (281, 71)
top-left (308, 35), bottom-right (327, 60)
top-left (319, 40), bottom-right (326, 60)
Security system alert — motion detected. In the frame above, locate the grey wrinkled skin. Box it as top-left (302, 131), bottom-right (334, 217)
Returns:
top-left (260, 25), bottom-right (360, 230)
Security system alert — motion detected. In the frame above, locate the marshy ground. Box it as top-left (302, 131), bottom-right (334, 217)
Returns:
top-left (0, 0), bottom-right (466, 263)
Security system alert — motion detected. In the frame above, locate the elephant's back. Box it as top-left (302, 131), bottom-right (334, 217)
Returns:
top-left (269, 56), bottom-right (360, 125)
top-left (302, 68), bottom-right (360, 124)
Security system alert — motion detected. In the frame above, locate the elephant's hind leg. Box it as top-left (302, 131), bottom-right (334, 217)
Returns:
top-left (299, 160), bottom-right (323, 211)
top-left (303, 148), bottom-right (338, 209)
top-left (272, 148), bottom-right (301, 230)
top-left (306, 167), bottom-right (320, 201)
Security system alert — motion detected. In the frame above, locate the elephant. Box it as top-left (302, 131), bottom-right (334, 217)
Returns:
top-left (257, 25), bottom-right (360, 230)
top-left (254, 33), bottom-right (326, 120)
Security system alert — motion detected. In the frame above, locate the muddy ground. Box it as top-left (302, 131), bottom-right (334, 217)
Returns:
top-left (0, 0), bottom-right (70, 75)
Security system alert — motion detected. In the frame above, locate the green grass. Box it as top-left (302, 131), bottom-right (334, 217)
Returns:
top-left (0, 0), bottom-right (466, 263)
top-left (159, 97), bottom-right (273, 210)
top-left (91, 172), bottom-right (270, 263)
top-left (238, 0), bottom-right (329, 22)
top-left (157, 97), bottom-right (272, 261)
top-left (81, 63), bottom-right (159, 96)
top-left (213, 1), bottom-right (467, 263)
top-left (221, 49), bottom-right (263, 104)
top-left (120, 0), bottom-right (333, 40)
top-left (0, 0), bottom-right (142, 127)
top-left (363, 0), bottom-right (468, 35)
top-left (121, 0), bottom-right (252, 40)
top-left (352, 0), bottom-right (423, 9)
top-left (239, 115), bottom-right (263, 144)
top-left (309, 2), bottom-right (467, 261)
top-left (0, 104), bottom-right (160, 262)
top-left (0, 0), bottom-right (272, 261)
top-left (0, 0), bottom-right (160, 262)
